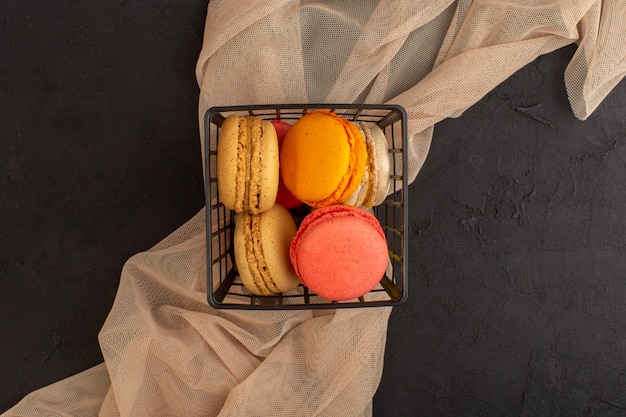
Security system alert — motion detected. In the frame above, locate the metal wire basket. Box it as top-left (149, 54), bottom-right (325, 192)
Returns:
top-left (204, 104), bottom-right (408, 309)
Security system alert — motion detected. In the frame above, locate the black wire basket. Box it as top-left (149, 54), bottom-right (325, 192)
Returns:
top-left (204, 104), bottom-right (408, 309)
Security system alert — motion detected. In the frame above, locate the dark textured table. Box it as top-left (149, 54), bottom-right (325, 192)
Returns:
top-left (1, 2), bottom-right (625, 415)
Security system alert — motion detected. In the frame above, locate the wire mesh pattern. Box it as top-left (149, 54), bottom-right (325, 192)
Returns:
top-left (204, 104), bottom-right (408, 309)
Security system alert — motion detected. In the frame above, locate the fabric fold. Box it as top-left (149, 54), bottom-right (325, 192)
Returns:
top-left (565, 0), bottom-right (626, 119)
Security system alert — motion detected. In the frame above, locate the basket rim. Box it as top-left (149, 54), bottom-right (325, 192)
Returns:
top-left (204, 103), bottom-right (409, 310)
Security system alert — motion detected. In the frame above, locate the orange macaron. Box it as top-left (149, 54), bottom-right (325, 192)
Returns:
top-left (279, 111), bottom-right (367, 208)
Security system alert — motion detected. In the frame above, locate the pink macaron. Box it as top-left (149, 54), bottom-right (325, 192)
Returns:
top-left (271, 120), bottom-right (303, 210)
top-left (289, 205), bottom-right (388, 301)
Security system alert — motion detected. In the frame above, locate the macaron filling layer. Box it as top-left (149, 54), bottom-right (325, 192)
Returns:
top-left (239, 212), bottom-right (280, 295)
top-left (235, 116), bottom-right (265, 213)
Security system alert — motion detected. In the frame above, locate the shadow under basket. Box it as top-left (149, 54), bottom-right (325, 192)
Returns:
top-left (204, 104), bottom-right (409, 310)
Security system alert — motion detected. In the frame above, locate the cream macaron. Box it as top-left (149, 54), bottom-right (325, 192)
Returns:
top-left (217, 115), bottom-right (279, 214)
top-left (234, 204), bottom-right (300, 296)
top-left (344, 121), bottom-right (392, 208)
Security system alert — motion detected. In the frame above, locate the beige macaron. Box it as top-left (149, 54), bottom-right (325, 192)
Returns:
top-left (344, 121), bottom-right (391, 208)
top-left (217, 115), bottom-right (279, 214)
top-left (233, 204), bottom-right (300, 296)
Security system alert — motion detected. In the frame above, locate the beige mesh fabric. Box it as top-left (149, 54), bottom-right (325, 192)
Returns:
top-left (4, 1), bottom-right (624, 416)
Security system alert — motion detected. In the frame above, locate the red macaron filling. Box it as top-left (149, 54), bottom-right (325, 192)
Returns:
top-left (271, 120), bottom-right (303, 210)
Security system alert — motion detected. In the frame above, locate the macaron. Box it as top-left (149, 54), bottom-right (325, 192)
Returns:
top-left (344, 122), bottom-right (391, 208)
top-left (234, 204), bottom-right (300, 296)
top-left (217, 115), bottom-right (279, 214)
top-left (271, 120), bottom-right (303, 210)
top-left (279, 111), bottom-right (367, 208)
top-left (289, 205), bottom-right (389, 301)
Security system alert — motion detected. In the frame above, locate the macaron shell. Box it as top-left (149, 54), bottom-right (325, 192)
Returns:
top-left (343, 164), bottom-right (369, 207)
top-left (290, 205), bottom-right (388, 301)
top-left (339, 117), bottom-right (368, 203)
top-left (216, 115), bottom-right (242, 211)
top-left (280, 111), bottom-right (367, 208)
top-left (259, 204), bottom-right (300, 293)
